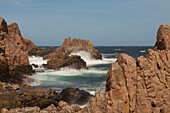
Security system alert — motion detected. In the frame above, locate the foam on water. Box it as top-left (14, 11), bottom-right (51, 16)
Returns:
top-left (28, 52), bottom-right (117, 93)
top-left (69, 51), bottom-right (116, 66)
top-left (140, 50), bottom-right (146, 53)
top-left (29, 56), bottom-right (49, 66)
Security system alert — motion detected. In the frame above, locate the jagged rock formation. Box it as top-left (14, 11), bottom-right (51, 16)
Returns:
top-left (7, 22), bottom-right (53, 56)
top-left (80, 24), bottom-right (170, 113)
top-left (44, 36), bottom-right (102, 60)
top-left (0, 17), bottom-right (33, 83)
top-left (43, 37), bottom-right (101, 69)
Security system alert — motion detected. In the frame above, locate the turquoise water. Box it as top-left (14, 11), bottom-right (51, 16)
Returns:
top-left (29, 46), bottom-right (153, 93)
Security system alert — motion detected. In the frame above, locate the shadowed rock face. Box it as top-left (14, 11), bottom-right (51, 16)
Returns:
top-left (60, 88), bottom-right (93, 105)
top-left (80, 24), bottom-right (170, 113)
top-left (0, 17), bottom-right (33, 83)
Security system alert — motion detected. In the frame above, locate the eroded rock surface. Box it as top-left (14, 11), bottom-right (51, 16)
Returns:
top-left (0, 17), bottom-right (33, 83)
top-left (80, 24), bottom-right (170, 113)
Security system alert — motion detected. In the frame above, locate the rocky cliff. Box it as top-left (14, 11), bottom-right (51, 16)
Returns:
top-left (7, 22), bottom-right (53, 56)
top-left (0, 17), bottom-right (33, 83)
top-left (80, 24), bottom-right (170, 113)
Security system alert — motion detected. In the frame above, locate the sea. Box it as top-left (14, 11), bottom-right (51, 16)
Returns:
top-left (28, 46), bottom-right (154, 94)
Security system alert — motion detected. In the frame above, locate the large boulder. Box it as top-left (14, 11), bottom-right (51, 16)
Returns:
top-left (80, 24), bottom-right (170, 113)
top-left (60, 88), bottom-right (93, 105)
top-left (47, 55), bottom-right (87, 69)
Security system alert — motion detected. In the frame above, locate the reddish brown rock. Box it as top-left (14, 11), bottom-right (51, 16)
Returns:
top-left (79, 24), bottom-right (170, 113)
top-left (0, 17), bottom-right (33, 83)
top-left (44, 36), bottom-right (102, 60)
top-left (7, 22), bottom-right (51, 56)
top-left (0, 17), bottom-right (8, 33)
top-left (7, 23), bottom-right (36, 51)
top-left (154, 24), bottom-right (170, 50)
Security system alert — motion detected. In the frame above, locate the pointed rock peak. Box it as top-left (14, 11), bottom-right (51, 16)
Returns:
top-left (63, 36), bottom-right (72, 46)
top-left (7, 22), bottom-right (21, 35)
top-left (154, 24), bottom-right (170, 50)
top-left (0, 17), bottom-right (8, 33)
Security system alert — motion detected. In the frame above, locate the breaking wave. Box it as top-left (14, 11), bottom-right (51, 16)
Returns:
top-left (69, 51), bottom-right (116, 66)
top-left (28, 51), bottom-right (117, 93)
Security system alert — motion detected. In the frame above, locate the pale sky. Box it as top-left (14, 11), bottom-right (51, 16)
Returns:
top-left (1, 0), bottom-right (170, 46)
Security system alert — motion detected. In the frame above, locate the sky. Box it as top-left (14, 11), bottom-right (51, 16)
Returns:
top-left (1, 0), bottom-right (170, 46)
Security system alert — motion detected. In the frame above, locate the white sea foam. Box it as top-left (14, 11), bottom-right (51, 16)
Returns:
top-left (114, 48), bottom-right (121, 51)
top-left (29, 56), bottom-right (49, 66)
top-left (69, 51), bottom-right (116, 66)
top-left (140, 50), bottom-right (146, 53)
top-left (33, 67), bottom-right (107, 77)
top-left (102, 53), bottom-right (118, 57)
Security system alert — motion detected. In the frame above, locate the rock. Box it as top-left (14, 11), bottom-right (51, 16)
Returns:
top-left (0, 33), bottom-right (9, 82)
top-left (47, 46), bottom-right (54, 53)
top-left (60, 88), bottom-right (93, 105)
top-left (7, 22), bottom-right (51, 57)
top-left (0, 83), bottom-right (60, 111)
top-left (44, 36), bottom-right (102, 60)
top-left (43, 36), bottom-right (101, 69)
top-left (0, 17), bottom-right (8, 33)
top-left (79, 24), bottom-right (170, 113)
top-left (7, 22), bottom-right (36, 52)
top-left (47, 55), bottom-right (87, 69)
top-left (32, 63), bottom-right (38, 68)
top-left (57, 101), bottom-right (75, 113)
top-left (0, 17), bottom-right (34, 83)
top-left (154, 24), bottom-right (170, 50)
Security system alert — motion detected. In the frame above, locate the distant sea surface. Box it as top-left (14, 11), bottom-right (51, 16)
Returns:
top-left (28, 46), bottom-right (154, 94)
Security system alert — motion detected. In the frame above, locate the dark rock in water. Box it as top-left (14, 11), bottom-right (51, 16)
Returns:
top-left (42, 63), bottom-right (47, 68)
top-left (32, 63), bottom-right (38, 68)
top-left (0, 83), bottom-right (60, 111)
top-left (47, 55), bottom-right (88, 69)
top-left (60, 88), bottom-right (93, 105)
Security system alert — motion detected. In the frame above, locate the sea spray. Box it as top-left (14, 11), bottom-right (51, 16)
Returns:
top-left (28, 51), bottom-right (117, 93)
top-left (69, 51), bottom-right (116, 66)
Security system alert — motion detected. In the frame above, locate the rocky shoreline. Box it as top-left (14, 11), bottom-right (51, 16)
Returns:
top-left (0, 17), bottom-right (169, 113)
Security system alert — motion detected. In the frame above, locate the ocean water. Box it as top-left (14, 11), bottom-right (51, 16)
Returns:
top-left (28, 46), bottom-right (153, 93)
